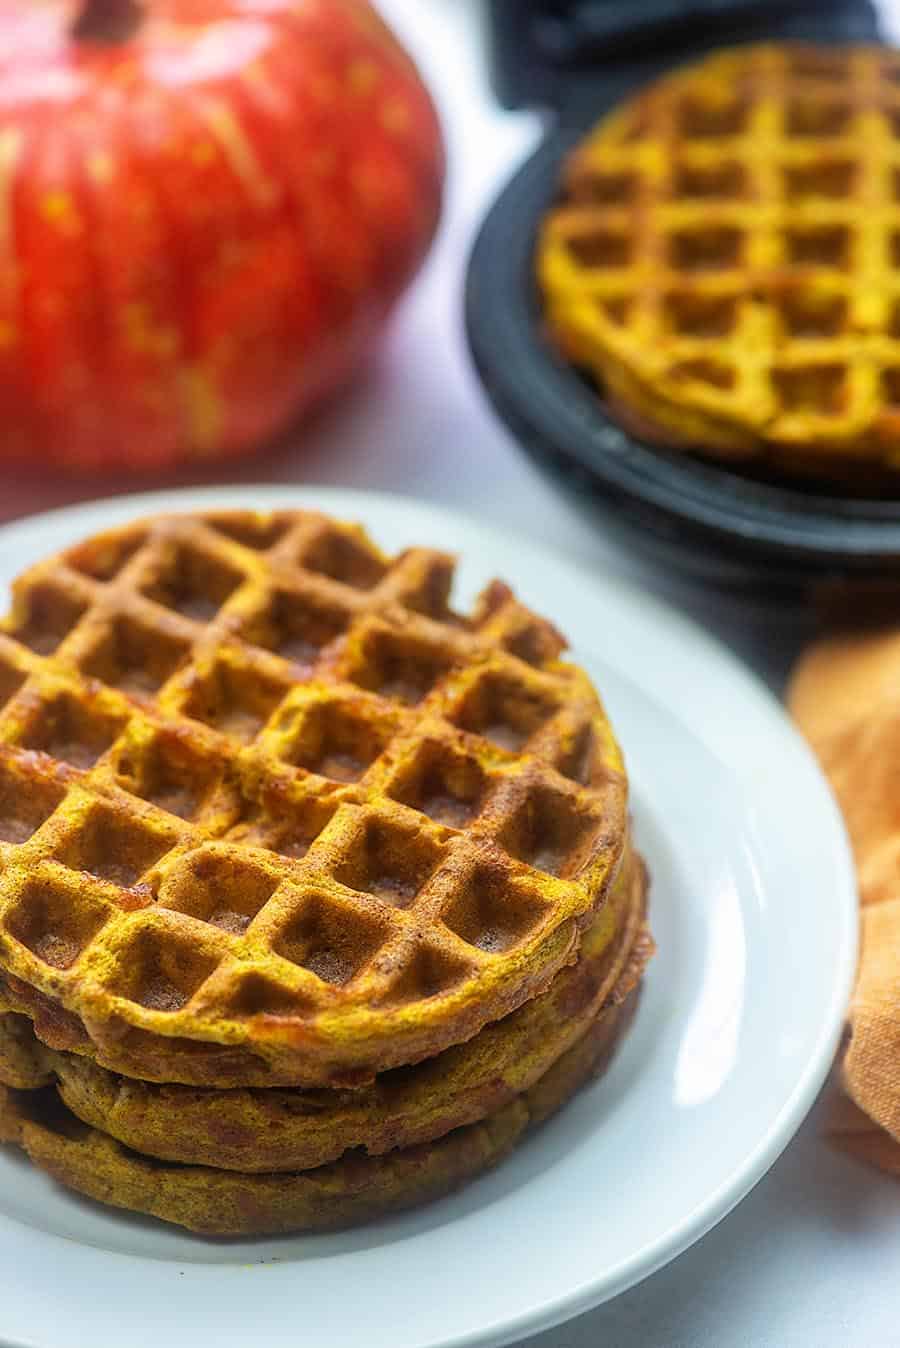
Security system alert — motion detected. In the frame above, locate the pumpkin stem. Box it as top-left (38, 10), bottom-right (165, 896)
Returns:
top-left (72, 0), bottom-right (143, 42)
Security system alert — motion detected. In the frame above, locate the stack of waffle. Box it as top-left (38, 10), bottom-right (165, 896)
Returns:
top-left (0, 509), bottom-right (651, 1235)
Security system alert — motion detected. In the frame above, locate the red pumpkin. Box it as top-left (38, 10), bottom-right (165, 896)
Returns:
top-left (0, 0), bottom-right (443, 471)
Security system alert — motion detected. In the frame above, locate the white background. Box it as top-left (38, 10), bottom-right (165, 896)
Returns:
top-left (3, 4), bottom-right (899, 1344)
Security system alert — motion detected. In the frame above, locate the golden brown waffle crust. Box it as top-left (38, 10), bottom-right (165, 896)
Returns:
top-left (0, 509), bottom-right (627, 1086)
top-left (0, 944), bottom-right (651, 1237)
top-left (0, 850), bottom-right (648, 1172)
top-left (538, 43), bottom-right (900, 481)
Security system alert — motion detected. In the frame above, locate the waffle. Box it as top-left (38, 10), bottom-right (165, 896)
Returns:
top-left (0, 1009), bottom-right (48, 1091)
top-left (0, 969), bottom-right (644, 1237)
top-left (0, 851), bottom-right (649, 1172)
top-left (538, 43), bottom-right (900, 483)
top-left (0, 509), bottom-right (627, 1087)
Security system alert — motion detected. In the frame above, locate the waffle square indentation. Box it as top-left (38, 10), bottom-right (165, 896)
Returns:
top-left (223, 971), bottom-right (314, 1019)
top-left (274, 894), bottom-right (390, 986)
top-left (65, 530), bottom-right (147, 582)
top-left (79, 616), bottom-right (190, 697)
top-left (206, 515), bottom-right (290, 551)
top-left (568, 170), bottom-right (637, 205)
top-left (784, 161), bottom-right (854, 201)
top-left (777, 293), bottom-right (846, 339)
top-left (665, 292), bottom-right (738, 338)
top-left (226, 793), bottom-right (338, 861)
top-left (678, 94), bottom-right (749, 138)
top-left (785, 98), bottom-right (851, 137)
top-left (300, 528), bottom-right (387, 591)
top-left (598, 297), bottom-right (631, 328)
top-left (239, 588), bottom-right (351, 667)
top-left (112, 921), bottom-right (221, 1012)
top-left (441, 863), bottom-right (548, 954)
top-left (4, 876), bottom-right (111, 970)
top-left (0, 759), bottom-right (64, 844)
top-left (113, 732), bottom-right (222, 821)
top-left (555, 724), bottom-right (600, 786)
top-left (388, 739), bottom-right (488, 830)
top-left (19, 692), bottom-right (126, 771)
top-left (51, 800), bottom-right (177, 889)
top-left (157, 849), bottom-right (280, 934)
top-left (773, 364), bottom-right (846, 414)
top-left (7, 583), bottom-right (87, 656)
top-left (669, 359), bottom-right (735, 391)
top-left (182, 658), bottom-right (290, 744)
top-left (673, 161), bottom-right (744, 199)
top-left (497, 784), bottom-right (604, 879)
top-left (331, 817), bottom-right (444, 909)
top-left (344, 626), bottom-right (454, 706)
top-left (380, 942), bottom-right (473, 1006)
top-left (279, 699), bottom-right (393, 783)
top-left (142, 543), bottom-right (244, 622)
top-left (499, 616), bottom-right (565, 667)
top-left (670, 226), bottom-right (742, 271)
top-left (786, 226), bottom-right (849, 268)
top-left (566, 229), bottom-right (631, 270)
top-left (452, 673), bottom-right (562, 753)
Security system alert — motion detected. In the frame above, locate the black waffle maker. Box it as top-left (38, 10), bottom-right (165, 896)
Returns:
top-left (465, 0), bottom-right (898, 610)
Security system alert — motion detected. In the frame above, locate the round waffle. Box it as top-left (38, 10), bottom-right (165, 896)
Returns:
top-left (0, 850), bottom-right (649, 1172)
top-left (538, 43), bottom-right (900, 483)
top-left (0, 510), bottom-right (627, 1087)
top-left (0, 973), bottom-right (642, 1237)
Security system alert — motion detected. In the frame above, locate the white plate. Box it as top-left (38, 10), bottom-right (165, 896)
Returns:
top-left (0, 487), bottom-right (856, 1348)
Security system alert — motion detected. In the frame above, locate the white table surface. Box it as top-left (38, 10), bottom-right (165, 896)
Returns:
top-left (2, 4), bottom-right (899, 1344)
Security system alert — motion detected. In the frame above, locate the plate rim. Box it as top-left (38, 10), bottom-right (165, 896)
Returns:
top-left (0, 484), bottom-right (858, 1348)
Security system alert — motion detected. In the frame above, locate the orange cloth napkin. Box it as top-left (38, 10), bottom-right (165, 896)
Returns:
top-left (789, 630), bottom-right (900, 1174)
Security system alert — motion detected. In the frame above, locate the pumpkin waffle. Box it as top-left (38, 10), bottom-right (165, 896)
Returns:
top-left (0, 847), bottom-right (649, 1172)
top-left (0, 509), bottom-right (627, 1087)
top-left (0, 954), bottom-right (648, 1237)
top-left (538, 43), bottom-right (900, 483)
